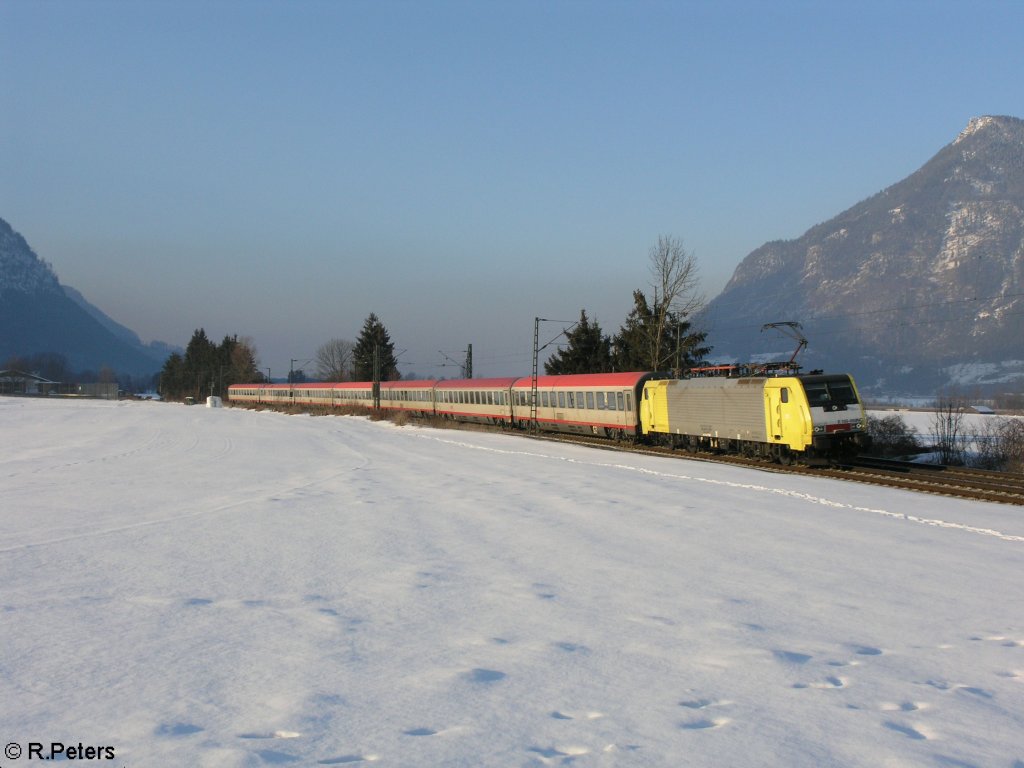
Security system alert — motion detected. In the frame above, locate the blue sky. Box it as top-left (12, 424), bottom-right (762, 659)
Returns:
top-left (3, 0), bottom-right (1023, 378)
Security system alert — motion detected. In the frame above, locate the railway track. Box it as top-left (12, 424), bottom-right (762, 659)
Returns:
top-left (520, 431), bottom-right (1024, 506)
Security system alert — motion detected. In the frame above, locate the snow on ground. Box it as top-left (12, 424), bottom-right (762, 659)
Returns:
top-left (1, 397), bottom-right (1022, 768)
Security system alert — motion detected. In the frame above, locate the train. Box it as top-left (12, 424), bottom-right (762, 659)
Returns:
top-left (228, 368), bottom-right (869, 463)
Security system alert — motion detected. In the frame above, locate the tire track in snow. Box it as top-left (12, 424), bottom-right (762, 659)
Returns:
top-left (412, 433), bottom-right (1024, 544)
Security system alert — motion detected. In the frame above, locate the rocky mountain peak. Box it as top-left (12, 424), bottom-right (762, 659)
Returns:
top-left (0, 217), bottom-right (171, 377)
top-left (702, 116), bottom-right (1024, 395)
top-left (954, 114), bottom-right (1023, 145)
top-left (0, 217), bottom-right (62, 297)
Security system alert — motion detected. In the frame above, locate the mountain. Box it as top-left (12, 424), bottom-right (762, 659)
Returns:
top-left (700, 115), bottom-right (1024, 397)
top-left (61, 284), bottom-right (181, 366)
top-left (0, 217), bottom-right (172, 378)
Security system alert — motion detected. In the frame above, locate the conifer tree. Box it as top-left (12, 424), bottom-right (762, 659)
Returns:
top-left (182, 328), bottom-right (218, 396)
top-left (353, 313), bottom-right (399, 381)
top-left (612, 290), bottom-right (710, 373)
top-left (544, 310), bottom-right (612, 374)
top-left (159, 329), bottom-right (261, 400)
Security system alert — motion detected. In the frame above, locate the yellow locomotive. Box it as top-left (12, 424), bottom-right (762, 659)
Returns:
top-left (640, 373), bottom-right (868, 463)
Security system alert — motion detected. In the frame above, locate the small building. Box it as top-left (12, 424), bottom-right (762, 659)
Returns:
top-left (969, 404), bottom-right (996, 415)
top-left (0, 369), bottom-right (61, 396)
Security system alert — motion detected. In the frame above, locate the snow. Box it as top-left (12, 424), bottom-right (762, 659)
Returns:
top-left (954, 116), bottom-right (996, 144)
top-left (1, 397), bottom-right (1022, 768)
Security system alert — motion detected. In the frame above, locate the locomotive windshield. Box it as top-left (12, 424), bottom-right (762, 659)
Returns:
top-left (800, 375), bottom-right (858, 408)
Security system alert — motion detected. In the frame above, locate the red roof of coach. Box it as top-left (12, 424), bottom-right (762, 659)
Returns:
top-left (510, 372), bottom-right (652, 388)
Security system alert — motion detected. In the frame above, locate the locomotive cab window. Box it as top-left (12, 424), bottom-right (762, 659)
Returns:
top-left (781, 388), bottom-right (789, 403)
top-left (803, 376), bottom-right (857, 408)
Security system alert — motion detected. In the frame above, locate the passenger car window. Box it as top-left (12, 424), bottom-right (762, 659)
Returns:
top-left (558, 391), bottom-right (566, 408)
top-left (586, 392), bottom-right (595, 409)
top-left (617, 391), bottom-right (624, 410)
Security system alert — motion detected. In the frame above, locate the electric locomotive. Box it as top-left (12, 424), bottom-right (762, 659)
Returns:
top-left (639, 372), bottom-right (867, 462)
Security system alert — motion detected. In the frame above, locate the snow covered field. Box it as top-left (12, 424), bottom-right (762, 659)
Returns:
top-left (1, 397), bottom-right (1022, 768)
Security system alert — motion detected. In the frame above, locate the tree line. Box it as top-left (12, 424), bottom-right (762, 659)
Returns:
top-left (159, 330), bottom-right (260, 401)
top-left (544, 236), bottom-right (710, 374)
top-left (158, 235), bottom-right (709, 400)
top-left (158, 314), bottom-right (401, 401)
top-left (310, 236), bottom-right (711, 382)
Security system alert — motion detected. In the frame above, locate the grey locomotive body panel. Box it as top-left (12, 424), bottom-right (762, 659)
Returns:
top-left (664, 378), bottom-right (769, 441)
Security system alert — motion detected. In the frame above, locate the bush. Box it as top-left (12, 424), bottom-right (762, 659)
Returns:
top-left (1003, 420), bottom-right (1024, 472)
top-left (975, 418), bottom-right (1024, 471)
top-left (866, 414), bottom-right (921, 457)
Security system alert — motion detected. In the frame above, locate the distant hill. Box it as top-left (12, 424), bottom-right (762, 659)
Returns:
top-left (61, 284), bottom-right (180, 366)
top-left (0, 217), bottom-right (175, 378)
top-left (700, 115), bottom-right (1024, 397)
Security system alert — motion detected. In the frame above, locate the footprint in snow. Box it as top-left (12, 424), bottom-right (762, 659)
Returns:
top-left (553, 641), bottom-right (590, 654)
top-left (853, 645), bottom-right (883, 656)
top-left (532, 582), bottom-right (557, 600)
top-left (880, 701), bottom-right (927, 712)
top-left (528, 745), bottom-right (590, 760)
top-left (925, 680), bottom-right (995, 698)
top-left (464, 668), bottom-right (507, 684)
top-left (550, 710), bottom-right (603, 721)
top-left (793, 676), bottom-right (847, 690)
top-left (883, 721), bottom-right (931, 740)
top-left (680, 717), bottom-right (730, 730)
top-left (156, 722), bottom-right (204, 736)
top-left (772, 650), bottom-right (813, 665)
top-left (239, 730), bottom-right (302, 740)
top-left (679, 698), bottom-right (723, 710)
top-left (971, 634), bottom-right (1024, 646)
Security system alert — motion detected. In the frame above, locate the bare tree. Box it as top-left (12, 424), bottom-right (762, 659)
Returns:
top-left (931, 394), bottom-right (966, 465)
top-left (1000, 419), bottom-right (1024, 471)
top-left (975, 418), bottom-right (1024, 471)
top-left (648, 235), bottom-right (704, 370)
top-left (316, 338), bottom-right (355, 382)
